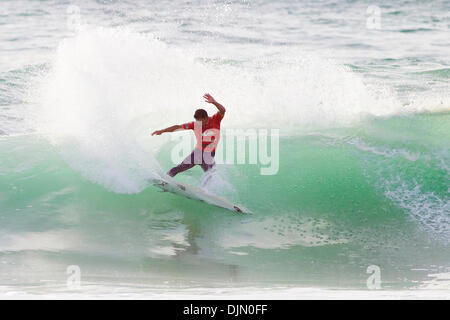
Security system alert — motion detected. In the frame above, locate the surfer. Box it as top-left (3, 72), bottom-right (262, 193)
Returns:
top-left (151, 93), bottom-right (225, 177)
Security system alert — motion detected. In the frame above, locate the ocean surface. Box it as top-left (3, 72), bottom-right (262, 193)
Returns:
top-left (0, 0), bottom-right (449, 298)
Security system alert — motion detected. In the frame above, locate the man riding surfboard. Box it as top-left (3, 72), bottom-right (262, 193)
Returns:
top-left (151, 93), bottom-right (225, 177)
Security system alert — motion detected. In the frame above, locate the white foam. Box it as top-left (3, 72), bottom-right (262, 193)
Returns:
top-left (218, 215), bottom-right (348, 249)
top-left (35, 27), bottom-right (406, 193)
top-left (1, 284), bottom-right (449, 300)
top-left (347, 137), bottom-right (422, 161)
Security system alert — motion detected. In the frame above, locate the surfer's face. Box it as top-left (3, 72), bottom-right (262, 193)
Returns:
top-left (195, 117), bottom-right (209, 126)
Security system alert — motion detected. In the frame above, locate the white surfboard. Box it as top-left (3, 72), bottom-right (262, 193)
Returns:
top-left (150, 175), bottom-right (249, 214)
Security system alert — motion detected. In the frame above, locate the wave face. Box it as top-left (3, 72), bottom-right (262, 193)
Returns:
top-left (1, 0), bottom-right (449, 293)
top-left (1, 111), bottom-right (449, 289)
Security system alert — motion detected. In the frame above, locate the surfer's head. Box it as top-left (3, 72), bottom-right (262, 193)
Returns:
top-left (194, 109), bottom-right (209, 125)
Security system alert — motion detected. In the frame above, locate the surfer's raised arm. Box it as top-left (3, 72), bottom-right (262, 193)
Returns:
top-left (203, 93), bottom-right (226, 116)
top-left (151, 124), bottom-right (184, 136)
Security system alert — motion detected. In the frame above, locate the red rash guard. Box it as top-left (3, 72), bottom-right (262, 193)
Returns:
top-left (182, 111), bottom-right (223, 152)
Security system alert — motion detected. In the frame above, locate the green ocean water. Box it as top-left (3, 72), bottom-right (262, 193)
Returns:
top-left (1, 111), bottom-right (448, 289)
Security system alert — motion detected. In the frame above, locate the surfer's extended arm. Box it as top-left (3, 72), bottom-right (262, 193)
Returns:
top-left (151, 124), bottom-right (183, 136)
top-left (203, 93), bottom-right (226, 116)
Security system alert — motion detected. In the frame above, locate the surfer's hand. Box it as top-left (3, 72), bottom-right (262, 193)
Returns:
top-left (152, 130), bottom-right (163, 136)
top-left (204, 93), bottom-right (226, 115)
top-left (203, 93), bottom-right (216, 104)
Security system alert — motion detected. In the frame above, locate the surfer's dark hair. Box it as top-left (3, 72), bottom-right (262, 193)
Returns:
top-left (194, 109), bottom-right (208, 120)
